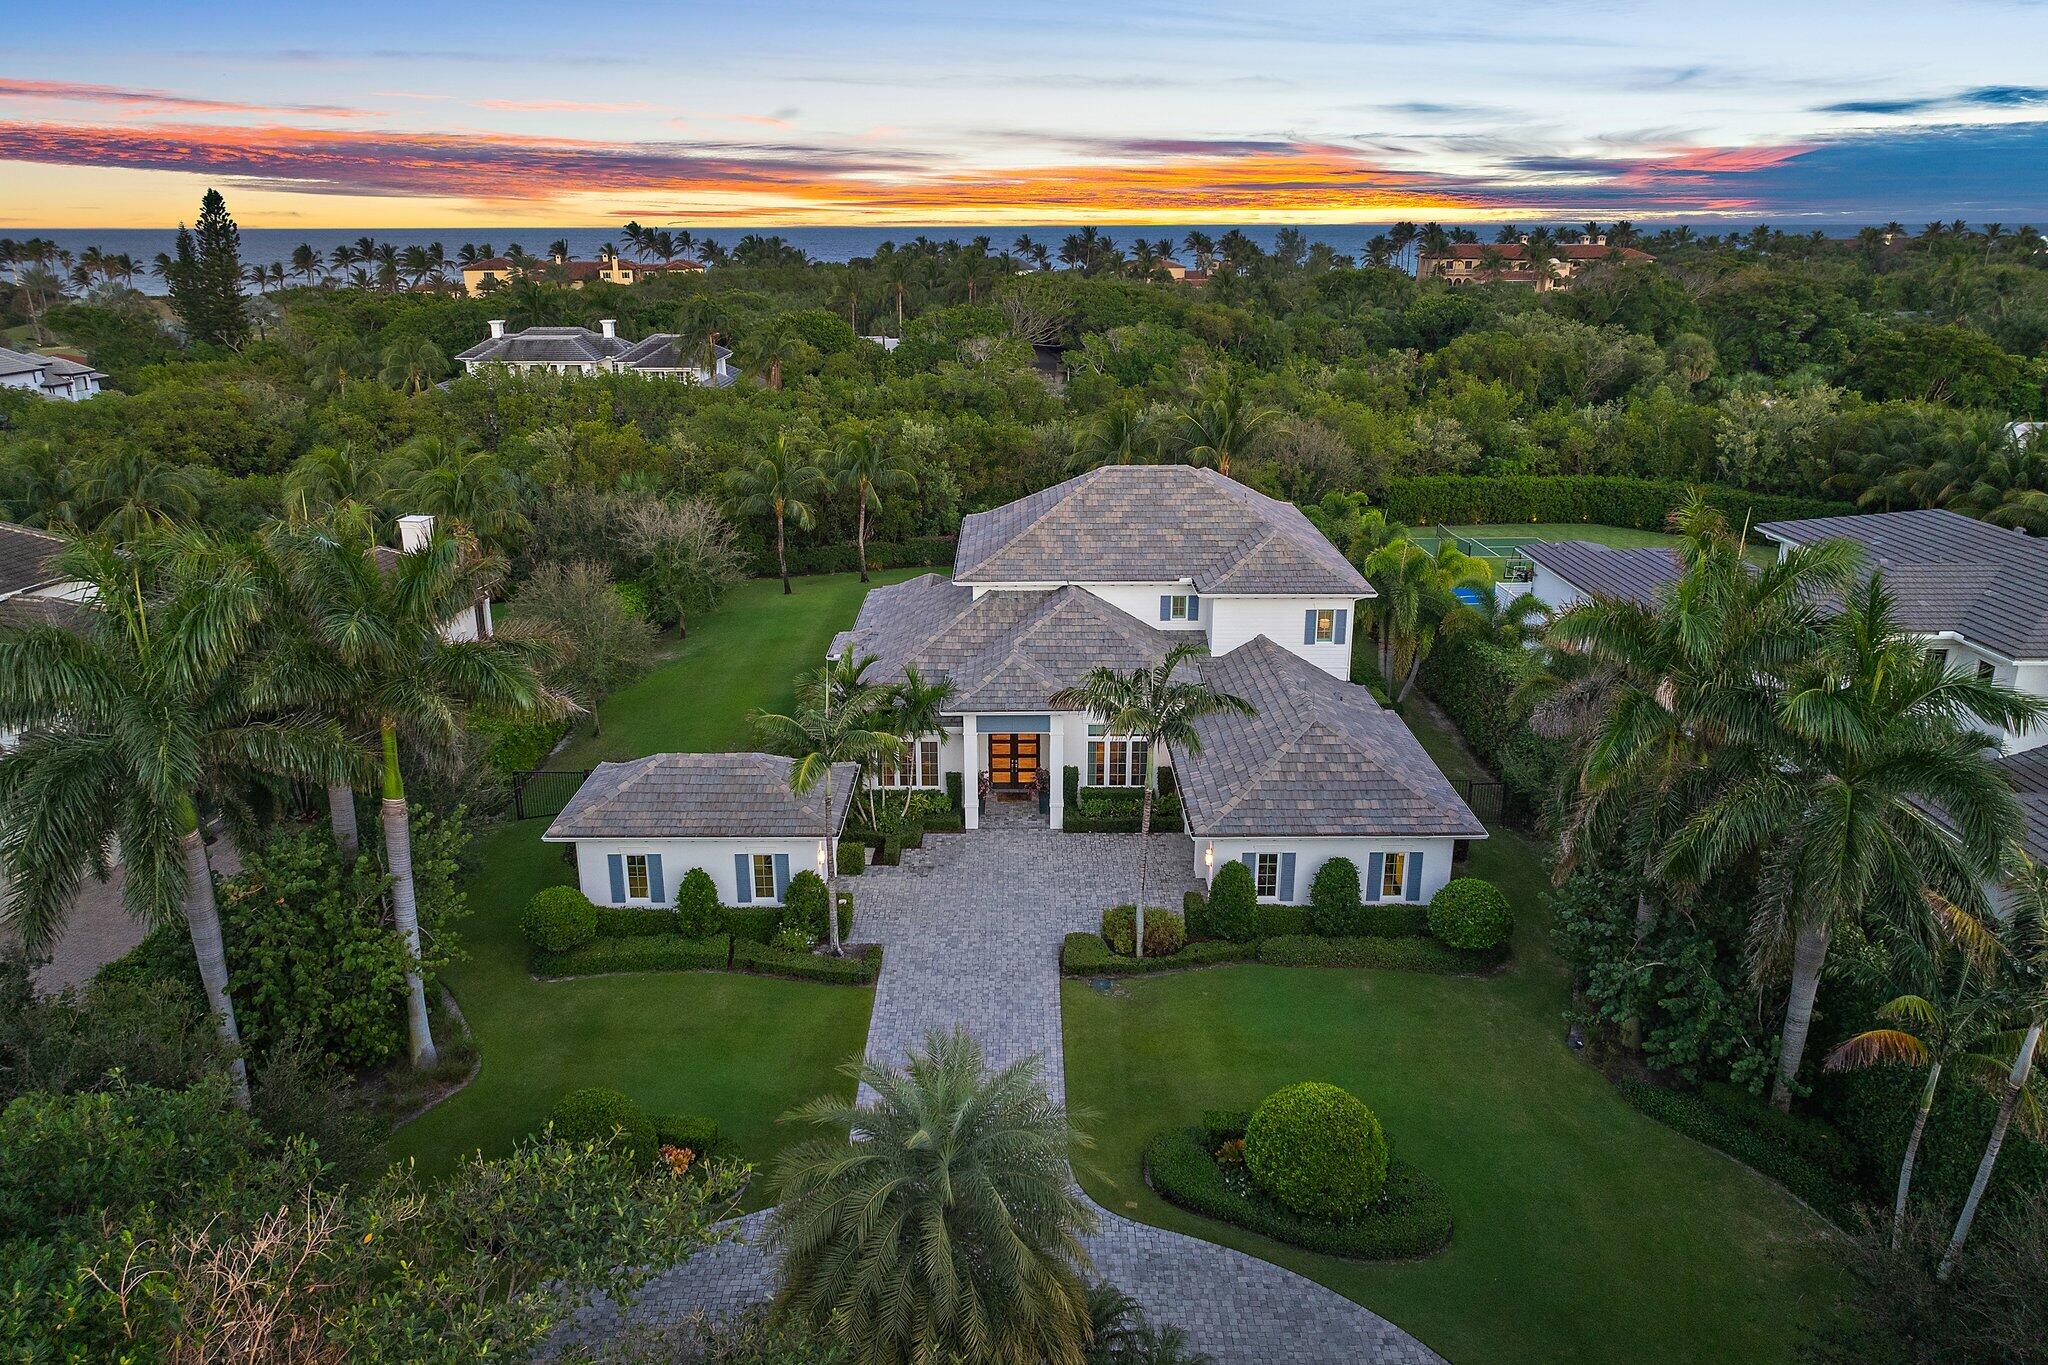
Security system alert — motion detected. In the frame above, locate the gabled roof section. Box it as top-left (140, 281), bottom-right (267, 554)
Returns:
top-left (1997, 748), bottom-right (2048, 864)
top-left (1522, 540), bottom-right (1683, 608)
top-left (0, 520), bottom-right (67, 597)
top-left (1175, 636), bottom-right (1485, 839)
top-left (952, 465), bottom-right (1369, 597)
top-left (544, 752), bottom-right (856, 840)
top-left (1756, 509), bottom-right (2048, 658)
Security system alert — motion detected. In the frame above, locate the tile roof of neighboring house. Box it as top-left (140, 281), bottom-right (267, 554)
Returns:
top-left (1423, 243), bottom-right (1654, 263)
top-left (1175, 636), bottom-right (1486, 839)
top-left (0, 346), bottom-right (103, 386)
top-left (1521, 540), bottom-right (1683, 607)
top-left (952, 464), bottom-right (1370, 596)
top-left (453, 325), bottom-right (732, 377)
top-left (0, 593), bottom-right (91, 630)
top-left (836, 572), bottom-right (1179, 711)
top-left (1756, 509), bottom-right (2048, 659)
top-left (544, 752), bottom-right (857, 840)
top-left (0, 520), bottom-right (67, 596)
top-left (1997, 748), bottom-right (2048, 864)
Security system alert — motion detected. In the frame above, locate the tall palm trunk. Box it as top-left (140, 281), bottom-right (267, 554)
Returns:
top-left (380, 723), bottom-right (438, 1067)
top-left (1892, 1060), bottom-right (1943, 1249)
top-left (1133, 782), bottom-right (1154, 958)
top-left (326, 782), bottom-right (359, 858)
top-left (856, 496), bottom-right (870, 583)
top-left (1771, 922), bottom-right (1832, 1111)
top-left (823, 773), bottom-right (842, 957)
top-left (776, 509), bottom-right (792, 595)
top-left (177, 802), bottom-right (250, 1108)
top-left (1939, 1020), bottom-right (2040, 1279)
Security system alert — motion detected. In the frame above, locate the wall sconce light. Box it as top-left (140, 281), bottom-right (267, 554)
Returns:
top-left (816, 840), bottom-right (828, 868)
top-left (1203, 843), bottom-right (1215, 870)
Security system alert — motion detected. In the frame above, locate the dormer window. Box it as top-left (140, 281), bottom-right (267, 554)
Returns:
top-left (1314, 608), bottom-right (1337, 643)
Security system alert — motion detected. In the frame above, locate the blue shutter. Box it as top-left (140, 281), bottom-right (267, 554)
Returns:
top-left (1365, 852), bottom-right (1384, 902)
top-left (1304, 609), bottom-right (1317, 644)
top-left (1188, 595), bottom-right (1200, 621)
top-left (607, 853), bottom-right (626, 904)
top-left (1278, 852), bottom-right (1297, 903)
top-left (1159, 595), bottom-right (1172, 621)
top-left (733, 853), bottom-right (752, 904)
top-left (773, 853), bottom-right (790, 901)
top-left (1405, 850), bottom-right (1424, 902)
top-left (1240, 852), bottom-right (1257, 888)
top-left (646, 854), bottom-right (665, 904)
top-left (1333, 608), bottom-right (1348, 645)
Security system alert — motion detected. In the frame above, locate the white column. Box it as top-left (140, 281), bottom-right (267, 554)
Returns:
top-left (963, 715), bottom-right (980, 830)
top-left (1048, 715), bottom-right (1064, 831)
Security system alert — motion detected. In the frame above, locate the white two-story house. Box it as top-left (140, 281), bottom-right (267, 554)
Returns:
top-left (454, 319), bottom-right (735, 386)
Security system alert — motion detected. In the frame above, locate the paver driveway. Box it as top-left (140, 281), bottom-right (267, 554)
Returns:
top-left (601, 830), bottom-right (1444, 1364)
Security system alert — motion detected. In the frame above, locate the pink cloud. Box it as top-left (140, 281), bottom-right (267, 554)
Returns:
top-left (0, 76), bottom-right (371, 120)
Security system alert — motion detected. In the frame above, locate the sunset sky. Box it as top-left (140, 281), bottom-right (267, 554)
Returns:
top-left (4, 0), bottom-right (2045, 229)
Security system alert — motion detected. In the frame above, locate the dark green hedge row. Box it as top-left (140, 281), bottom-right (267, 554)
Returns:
top-left (1381, 476), bottom-right (1853, 532)
top-left (1417, 635), bottom-right (1568, 823)
top-left (1356, 904), bottom-right (1429, 937)
top-left (756, 536), bottom-right (958, 577)
top-left (731, 940), bottom-right (882, 984)
top-left (1059, 933), bottom-right (1257, 976)
top-left (652, 1112), bottom-right (721, 1155)
top-left (1256, 935), bottom-right (1507, 974)
top-left (594, 906), bottom-right (680, 938)
top-left (719, 900), bottom-right (852, 945)
top-left (534, 935), bottom-right (732, 977)
top-left (1145, 1126), bottom-right (1451, 1260)
top-left (1616, 1079), bottom-right (1861, 1226)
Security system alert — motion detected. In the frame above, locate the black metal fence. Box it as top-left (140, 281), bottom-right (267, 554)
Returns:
top-left (511, 769), bottom-right (592, 822)
top-left (1456, 776), bottom-right (1505, 824)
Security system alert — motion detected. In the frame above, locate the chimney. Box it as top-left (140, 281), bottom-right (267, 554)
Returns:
top-left (599, 318), bottom-right (617, 340)
top-left (397, 514), bottom-right (436, 554)
top-left (488, 318), bottom-right (506, 339)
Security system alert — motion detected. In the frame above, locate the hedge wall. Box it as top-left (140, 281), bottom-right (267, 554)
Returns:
top-left (534, 935), bottom-right (732, 977)
top-left (1381, 476), bottom-right (1852, 532)
top-left (1616, 1079), bottom-right (1861, 1226)
top-left (1060, 933), bottom-right (1257, 976)
top-left (755, 535), bottom-right (958, 578)
top-left (1256, 934), bottom-right (1506, 974)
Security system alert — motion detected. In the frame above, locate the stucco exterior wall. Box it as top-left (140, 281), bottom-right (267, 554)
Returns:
top-left (565, 835), bottom-right (830, 908)
top-left (1203, 596), bottom-right (1357, 678)
top-left (1195, 834), bottom-right (1467, 907)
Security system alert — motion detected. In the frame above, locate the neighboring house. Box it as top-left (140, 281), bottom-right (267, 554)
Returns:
top-left (454, 319), bottom-right (735, 386)
top-left (1158, 259), bottom-right (1211, 284)
top-left (1417, 242), bottom-right (1654, 291)
top-left (0, 521), bottom-right (93, 752)
top-left (1522, 540), bottom-right (1682, 613)
top-left (458, 249), bottom-right (701, 296)
top-left (1758, 509), bottom-right (2048, 755)
top-left (0, 345), bottom-right (103, 401)
top-left (373, 514), bottom-right (495, 642)
top-left (543, 753), bottom-right (856, 910)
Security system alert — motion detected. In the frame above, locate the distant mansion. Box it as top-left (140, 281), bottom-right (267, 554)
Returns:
top-left (1418, 241), bottom-right (1654, 291)
top-left (459, 248), bottom-right (701, 297)
top-left (0, 346), bottom-right (102, 402)
top-left (455, 319), bottom-right (735, 386)
top-left (548, 465), bottom-right (1485, 911)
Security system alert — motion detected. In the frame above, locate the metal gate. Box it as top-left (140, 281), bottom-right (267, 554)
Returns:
top-left (512, 769), bottom-right (592, 822)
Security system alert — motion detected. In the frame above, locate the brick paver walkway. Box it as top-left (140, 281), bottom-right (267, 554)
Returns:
top-left (601, 830), bottom-right (1443, 1364)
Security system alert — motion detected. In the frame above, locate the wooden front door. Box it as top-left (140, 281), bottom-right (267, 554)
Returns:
top-left (987, 733), bottom-right (1041, 789)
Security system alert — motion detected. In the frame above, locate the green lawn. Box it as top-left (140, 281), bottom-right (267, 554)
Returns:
top-left (391, 572), bottom-right (897, 1199)
top-left (1062, 713), bottom-right (1837, 1365)
top-left (1420, 523), bottom-right (1778, 567)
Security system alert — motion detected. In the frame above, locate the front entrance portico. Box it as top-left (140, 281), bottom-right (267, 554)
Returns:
top-left (961, 712), bottom-right (1065, 830)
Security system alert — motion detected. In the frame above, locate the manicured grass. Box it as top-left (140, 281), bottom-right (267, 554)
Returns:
top-left (552, 569), bottom-right (920, 769)
top-left (1063, 714), bottom-right (1837, 1365)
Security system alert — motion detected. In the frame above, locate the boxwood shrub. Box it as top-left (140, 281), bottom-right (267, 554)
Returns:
top-left (837, 840), bottom-right (867, 876)
top-left (651, 1112), bottom-right (720, 1156)
top-left (782, 870), bottom-right (831, 938)
top-left (1100, 905), bottom-right (1186, 957)
top-left (720, 906), bottom-right (781, 945)
top-left (534, 935), bottom-right (731, 978)
top-left (1060, 933), bottom-right (1255, 976)
top-left (731, 941), bottom-right (882, 984)
top-left (548, 1087), bottom-right (655, 1162)
top-left (1257, 935), bottom-right (1506, 974)
top-left (1182, 889), bottom-right (1211, 940)
top-left (1357, 904), bottom-right (1429, 937)
top-left (1244, 1082), bottom-right (1390, 1217)
top-left (1207, 860), bottom-right (1259, 943)
top-left (674, 867), bottom-right (721, 939)
top-left (1145, 1126), bottom-right (1450, 1260)
top-left (1255, 903), bottom-right (1311, 938)
top-left (1308, 857), bottom-right (1365, 936)
top-left (1427, 877), bottom-right (1514, 951)
top-left (521, 886), bottom-right (597, 953)
top-left (594, 906), bottom-right (675, 938)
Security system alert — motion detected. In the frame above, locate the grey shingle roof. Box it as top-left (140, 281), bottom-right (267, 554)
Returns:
top-left (837, 573), bottom-right (1179, 711)
top-left (0, 521), bottom-right (66, 597)
top-left (454, 325), bottom-right (730, 378)
top-left (1993, 748), bottom-right (2048, 865)
top-left (1174, 636), bottom-right (1486, 839)
top-left (1757, 509), bottom-right (2048, 659)
top-left (1522, 540), bottom-right (1683, 607)
top-left (544, 753), bottom-right (857, 840)
top-left (953, 465), bottom-right (1370, 597)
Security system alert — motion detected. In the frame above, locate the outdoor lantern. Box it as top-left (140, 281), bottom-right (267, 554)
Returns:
top-left (816, 840), bottom-right (828, 867)
top-left (1203, 843), bottom-right (1214, 869)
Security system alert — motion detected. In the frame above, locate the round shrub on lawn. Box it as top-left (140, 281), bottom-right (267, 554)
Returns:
top-left (1206, 859), bottom-right (1259, 944)
top-left (1427, 877), bottom-right (1513, 951)
top-left (548, 1086), bottom-right (655, 1161)
top-left (1244, 1082), bottom-right (1389, 1219)
top-left (1307, 856), bottom-right (1364, 936)
top-left (1100, 905), bottom-right (1186, 957)
top-left (674, 866), bottom-right (721, 939)
top-left (521, 886), bottom-right (597, 953)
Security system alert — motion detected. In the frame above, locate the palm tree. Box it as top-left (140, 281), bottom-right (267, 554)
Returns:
top-left (393, 437), bottom-right (528, 550)
top-left (1077, 400), bottom-right (1155, 468)
top-left (273, 513), bottom-right (560, 1065)
top-left (1052, 641), bottom-right (1253, 957)
top-left (1172, 382), bottom-right (1273, 479)
top-left (830, 428), bottom-right (917, 583)
top-left (771, 1029), bottom-right (1096, 1363)
top-left (284, 443), bottom-right (389, 521)
top-left (1665, 578), bottom-right (2040, 1109)
top-left (732, 433), bottom-right (824, 595)
top-left (0, 534), bottom-right (355, 1108)
top-left (738, 318), bottom-right (804, 391)
top-left (378, 337), bottom-right (446, 394)
top-left (751, 660), bottom-right (899, 955)
top-left (1940, 849), bottom-right (2048, 1278)
top-left (1825, 897), bottom-right (2007, 1248)
top-left (887, 663), bottom-right (954, 821)
top-left (1362, 540), bottom-right (1492, 702)
top-left (73, 449), bottom-right (212, 538)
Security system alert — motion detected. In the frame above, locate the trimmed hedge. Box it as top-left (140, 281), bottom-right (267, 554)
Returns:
top-left (521, 886), bottom-right (597, 952)
top-left (1257, 935), bottom-right (1506, 974)
top-left (1380, 475), bottom-right (1852, 532)
top-left (1357, 904), bottom-right (1429, 937)
top-left (1427, 877), bottom-right (1513, 951)
top-left (651, 1112), bottom-right (720, 1156)
top-left (1101, 905), bottom-right (1186, 957)
top-left (1616, 1080), bottom-right (1861, 1225)
top-left (1246, 1082), bottom-right (1390, 1218)
top-left (720, 905), bottom-right (782, 945)
top-left (594, 906), bottom-right (676, 938)
top-left (1183, 889), bottom-right (1211, 940)
top-left (837, 839), bottom-right (867, 876)
top-left (1308, 857), bottom-right (1365, 936)
top-left (1145, 1126), bottom-right (1450, 1260)
top-left (1207, 860), bottom-right (1259, 943)
top-left (534, 934), bottom-right (731, 977)
top-left (1255, 903), bottom-right (1312, 938)
top-left (1060, 933), bottom-right (1256, 976)
top-left (731, 940), bottom-right (882, 984)
top-left (548, 1087), bottom-right (655, 1162)
top-left (761, 535), bottom-right (957, 578)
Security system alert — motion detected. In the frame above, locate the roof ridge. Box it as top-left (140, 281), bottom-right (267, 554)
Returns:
top-left (959, 469), bottom-right (1099, 578)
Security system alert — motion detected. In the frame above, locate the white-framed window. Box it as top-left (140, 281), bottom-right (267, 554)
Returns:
top-left (751, 854), bottom-right (777, 902)
top-left (1087, 730), bottom-right (1150, 787)
top-left (1254, 853), bottom-right (1280, 899)
top-left (625, 854), bottom-right (650, 900)
top-left (1381, 852), bottom-right (1407, 900)
top-left (1977, 660), bottom-right (1996, 682)
top-left (1926, 647), bottom-right (1949, 669)
top-left (878, 736), bottom-right (942, 788)
top-left (1167, 594), bottom-right (1192, 621)
top-left (1313, 608), bottom-right (1337, 644)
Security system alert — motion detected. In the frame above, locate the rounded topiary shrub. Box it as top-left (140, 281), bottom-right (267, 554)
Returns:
top-left (521, 886), bottom-right (597, 953)
top-left (1206, 859), bottom-right (1259, 944)
top-left (1100, 905), bottom-right (1186, 957)
top-left (548, 1086), bottom-right (655, 1161)
top-left (674, 866), bottom-right (721, 939)
top-left (782, 869), bottom-right (829, 940)
top-left (1427, 877), bottom-right (1513, 951)
top-left (1307, 857), bottom-right (1364, 937)
top-left (1244, 1082), bottom-right (1389, 1219)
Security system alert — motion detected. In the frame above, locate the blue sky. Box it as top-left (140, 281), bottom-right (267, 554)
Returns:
top-left (2, 0), bottom-right (2044, 227)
